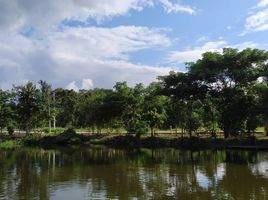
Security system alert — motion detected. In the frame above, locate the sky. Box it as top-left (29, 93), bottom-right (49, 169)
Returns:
top-left (0, 0), bottom-right (268, 90)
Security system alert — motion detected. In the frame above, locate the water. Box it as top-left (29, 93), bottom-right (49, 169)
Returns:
top-left (0, 147), bottom-right (268, 200)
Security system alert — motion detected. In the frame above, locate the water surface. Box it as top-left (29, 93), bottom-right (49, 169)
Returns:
top-left (0, 147), bottom-right (268, 200)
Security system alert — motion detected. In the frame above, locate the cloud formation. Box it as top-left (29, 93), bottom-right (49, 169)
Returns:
top-left (166, 40), bottom-right (258, 64)
top-left (0, 26), bottom-right (173, 89)
top-left (241, 0), bottom-right (268, 35)
top-left (0, 0), bottom-right (196, 89)
top-left (0, 0), bottom-right (195, 32)
top-left (257, 0), bottom-right (268, 8)
top-left (244, 9), bottom-right (268, 34)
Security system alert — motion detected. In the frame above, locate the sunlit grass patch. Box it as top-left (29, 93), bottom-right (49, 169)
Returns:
top-left (0, 140), bottom-right (19, 149)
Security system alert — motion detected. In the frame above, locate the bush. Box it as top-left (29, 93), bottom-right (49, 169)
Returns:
top-left (23, 135), bottom-right (42, 146)
top-left (40, 128), bottom-right (82, 146)
top-left (0, 140), bottom-right (17, 149)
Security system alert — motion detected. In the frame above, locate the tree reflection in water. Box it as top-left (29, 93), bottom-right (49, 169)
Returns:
top-left (0, 147), bottom-right (267, 200)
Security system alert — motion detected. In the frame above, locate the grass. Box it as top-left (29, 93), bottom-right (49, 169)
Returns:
top-left (256, 127), bottom-right (265, 132)
top-left (75, 127), bottom-right (126, 134)
top-left (0, 126), bottom-right (266, 150)
top-left (0, 140), bottom-right (19, 149)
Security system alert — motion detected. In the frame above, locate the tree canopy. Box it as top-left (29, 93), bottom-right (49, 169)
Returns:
top-left (0, 48), bottom-right (268, 138)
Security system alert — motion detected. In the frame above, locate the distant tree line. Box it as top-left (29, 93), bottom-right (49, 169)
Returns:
top-left (1, 48), bottom-right (268, 138)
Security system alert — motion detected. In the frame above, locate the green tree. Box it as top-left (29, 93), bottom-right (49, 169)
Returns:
top-left (143, 83), bottom-right (167, 137)
top-left (189, 48), bottom-right (268, 138)
top-left (200, 95), bottom-right (218, 136)
top-left (38, 80), bottom-right (53, 130)
top-left (54, 88), bottom-right (78, 128)
top-left (256, 84), bottom-right (268, 135)
top-left (159, 72), bottom-right (206, 136)
top-left (114, 82), bottom-right (148, 137)
top-left (0, 90), bottom-right (16, 134)
top-left (15, 82), bottom-right (40, 134)
top-left (165, 100), bottom-right (187, 135)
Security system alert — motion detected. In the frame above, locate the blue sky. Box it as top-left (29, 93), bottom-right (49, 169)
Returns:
top-left (0, 0), bottom-right (268, 90)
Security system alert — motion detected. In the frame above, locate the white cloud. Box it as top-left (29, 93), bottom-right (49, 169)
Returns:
top-left (257, 0), bottom-right (268, 8)
top-left (0, 0), bottom-right (195, 32)
top-left (82, 79), bottom-right (94, 90)
top-left (48, 26), bottom-right (170, 61)
top-left (166, 40), bottom-right (259, 64)
top-left (0, 0), bottom-right (192, 89)
top-left (242, 8), bottom-right (268, 34)
top-left (0, 26), bottom-right (173, 89)
top-left (196, 36), bottom-right (209, 43)
top-left (231, 41), bottom-right (259, 49)
top-left (241, 1), bottom-right (268, 35)
top-left (66, 78), bottom-right (94, 91)
top-left (167, 40), bottom-right (227, 63)
top-left (66, 81), bottom-right (79, 91)
top-left (158, 0), bottom-right (195, 14)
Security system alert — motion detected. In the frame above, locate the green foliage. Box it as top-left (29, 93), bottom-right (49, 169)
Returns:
top-left (22, 135), bottom-right (42, 146)
top-left (40, 128), bottom-right (82, 145)
top-left (54, 88), bottom-right (78, 127)
top-left (0, 90), bottom-right (16, 134)
top-left (15, 82), bottom-right (41, 134)
top-left (0, 48), bottom-right (268, 140)
top-left (160, 48), bottom-right (268, 137)
top-left (0, 140), bottom-right (18, 149)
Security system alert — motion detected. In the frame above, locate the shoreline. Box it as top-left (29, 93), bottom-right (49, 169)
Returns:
top-left (1, 130), bottom-right (268, 150)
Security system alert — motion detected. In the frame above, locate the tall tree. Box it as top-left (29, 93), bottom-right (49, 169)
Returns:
top-left (38, 80), bottom-right (53, 131)
top-left (0, 90), bottom-right (16, 134)
top-left (159, 71), bottom-right (207, 136)
top-left (114, 82), bottom-right (148, 137)
top-left (15, 82), bottom-right (40, 134)
top-left (54, 88), bottom-right (78, 127)
top-left (189, 48), bottom-right (268, 137)
top-left (143, 82), bottom-right (167, 137)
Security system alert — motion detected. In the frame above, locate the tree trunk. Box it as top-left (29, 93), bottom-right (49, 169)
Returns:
top-left (53, 116), bottom-right (56, 129)
top-left (223, 130), bottom-right (229, 139)
top-left (150, 127), bottom-right (154, 137)
top-left (189, 130), bottom-right (192, 138)
top-left (26, 127), bottom-right (30, 135)
top-left (265, 117), bottom-right (268, 136)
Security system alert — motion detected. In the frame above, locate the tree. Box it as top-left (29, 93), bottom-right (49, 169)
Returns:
top-left (38, 80), bottom-right (53, 131)
top-left (114, 82), bottom-right (148, 137)
top-left (54, 88), bottom-right (78, 128)
top-left (188, 48), bottom-right (268, 138)
top-left (165, 100), bottom-right (187, 135)
top-left (15, 82), bottom-right (41, 134)
top-left (256, 84), bottom-right (268, 136)
top-left (200, 95), bottom-right (218, 136)
top-left (258, 62), bottom-right (268, 135)
top-left (159, 72), bottom-right (206, 136)
top-left (0, 90), bottom-right (16, 134)
top-left (143, 82), bottom-right (167, 137)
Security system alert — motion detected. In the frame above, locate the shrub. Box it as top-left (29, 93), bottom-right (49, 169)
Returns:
top-left (23, 135), bottom-right (42, 146)
top-left (0, 140), bottom-right (17, 149)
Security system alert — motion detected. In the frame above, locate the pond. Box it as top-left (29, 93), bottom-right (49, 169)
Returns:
top-left (0, 146), bottom-right (268, 200)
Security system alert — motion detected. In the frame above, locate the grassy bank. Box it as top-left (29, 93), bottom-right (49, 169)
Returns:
top-left (1, 129), bottom-right (268, 150)
top-left (0, 140), bottom-right (20, 149)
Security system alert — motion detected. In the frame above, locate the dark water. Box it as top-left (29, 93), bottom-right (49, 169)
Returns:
top-left (0, 147), bottom-right (268, 200)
